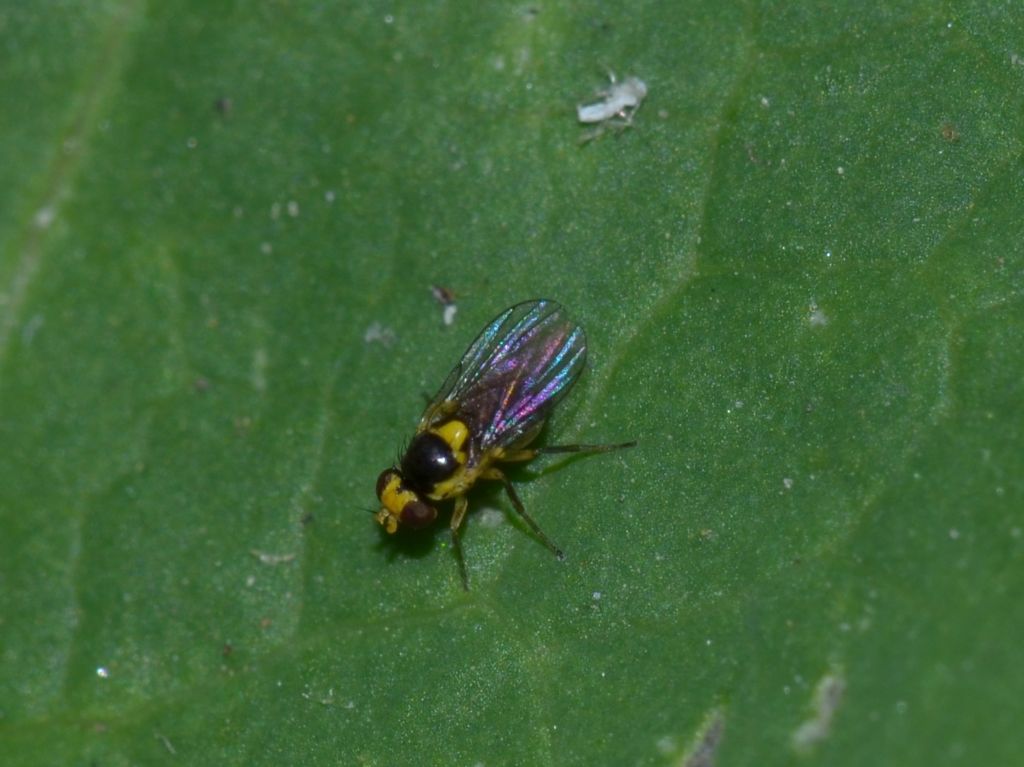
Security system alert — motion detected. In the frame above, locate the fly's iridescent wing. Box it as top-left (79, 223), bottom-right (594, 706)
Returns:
top-left (420, 300), bottom-right (587, 462)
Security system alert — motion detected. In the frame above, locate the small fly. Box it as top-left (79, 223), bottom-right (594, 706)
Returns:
top-left (375, 299), bottom-right (635, 588)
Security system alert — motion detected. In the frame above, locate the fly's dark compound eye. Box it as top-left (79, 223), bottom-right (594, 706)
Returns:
top-left (401, 432), bottom-right (457, 488)
top-left (376, 469), bottom-right (398, 500)
top-left (400, 499), bottom-right (437, 529)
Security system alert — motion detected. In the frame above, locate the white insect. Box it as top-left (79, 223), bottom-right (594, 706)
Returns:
top-left (577, 73), bottom-right (648, 132)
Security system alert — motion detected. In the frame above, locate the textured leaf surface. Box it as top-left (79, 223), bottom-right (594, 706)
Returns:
top-left (1, 2), bottom-right (1021, 765)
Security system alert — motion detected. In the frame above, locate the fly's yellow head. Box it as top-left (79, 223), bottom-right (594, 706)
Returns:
top-left (375, 469), bottom-right (438, 533)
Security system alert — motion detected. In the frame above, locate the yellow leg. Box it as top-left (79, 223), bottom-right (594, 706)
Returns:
top-left (481, 467), bottom-right (565, 560)
top-left (450, 495), bottom-right (470, 590)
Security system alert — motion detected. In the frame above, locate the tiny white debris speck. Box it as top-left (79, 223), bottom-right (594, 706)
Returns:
top-left (21, 314), bottom-right (44, 345)
top-left (155, 732), bottom-right (177, 755)
top-left (325, 190), bottom-right (336, 203)
top-left (96, 667), bottom-right (110, 678)
top-left (364, 322), bottom-right (396, 346)
top-left (783, 477), bottom-right (794, 490)
top-left (251, 348), bottom-right (268, 392)
top-left (809, 301), bottom-right (828, 327)
top-left (260, 242), bottom-right (273, 254)
top-left (287, 200), bottom-right (300, 217)
top-left (477, 507), bottom-right (505, 528)
top-left (429, 285), bottom-right (458, 325)
top-left (250, 549), bottom-right (296, 565)
top-left (429, 285), bottom-right (455, 305)
top-left (949, 528), bottom-right (960, 540)
top-left (656, 735), bottom-right (677, 755)
top-left (577, 73), bottom-right (647, 126)
top-left (791, 671), bottom-right (846, 753)
top-left (592, 591), bottom-right (602, 601)
top-left (34, 206), bottom-right (56, 229)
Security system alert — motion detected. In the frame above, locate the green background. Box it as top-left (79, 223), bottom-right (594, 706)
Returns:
top-left (1, 2), bottom-right (1021, 765)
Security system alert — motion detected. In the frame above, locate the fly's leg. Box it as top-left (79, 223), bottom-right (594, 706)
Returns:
top-left (490, 441), bottom-right (635, 560)
top-left (540, 440), bottom-right (637, 456)
top-left (481, 467), bottom-right (565, 561)
top-left (450, 495), bottom-right (470, 590)
top-left (502, 440), bottom-right (637, 461)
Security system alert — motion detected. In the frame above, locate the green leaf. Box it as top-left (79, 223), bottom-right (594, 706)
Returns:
top-left (2, 2), bottom-right (1021, 765)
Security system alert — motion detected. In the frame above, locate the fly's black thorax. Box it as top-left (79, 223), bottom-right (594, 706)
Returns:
top-left (400, 431), bottom-right (458, 493)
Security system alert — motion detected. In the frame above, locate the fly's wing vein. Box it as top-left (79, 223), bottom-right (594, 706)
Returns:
top-left (421, 300), bottom-right (554, 427)
top-left (419, 299), bottom-right (587, 459)
top-left (479, 325), bottom-right (586, 451)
